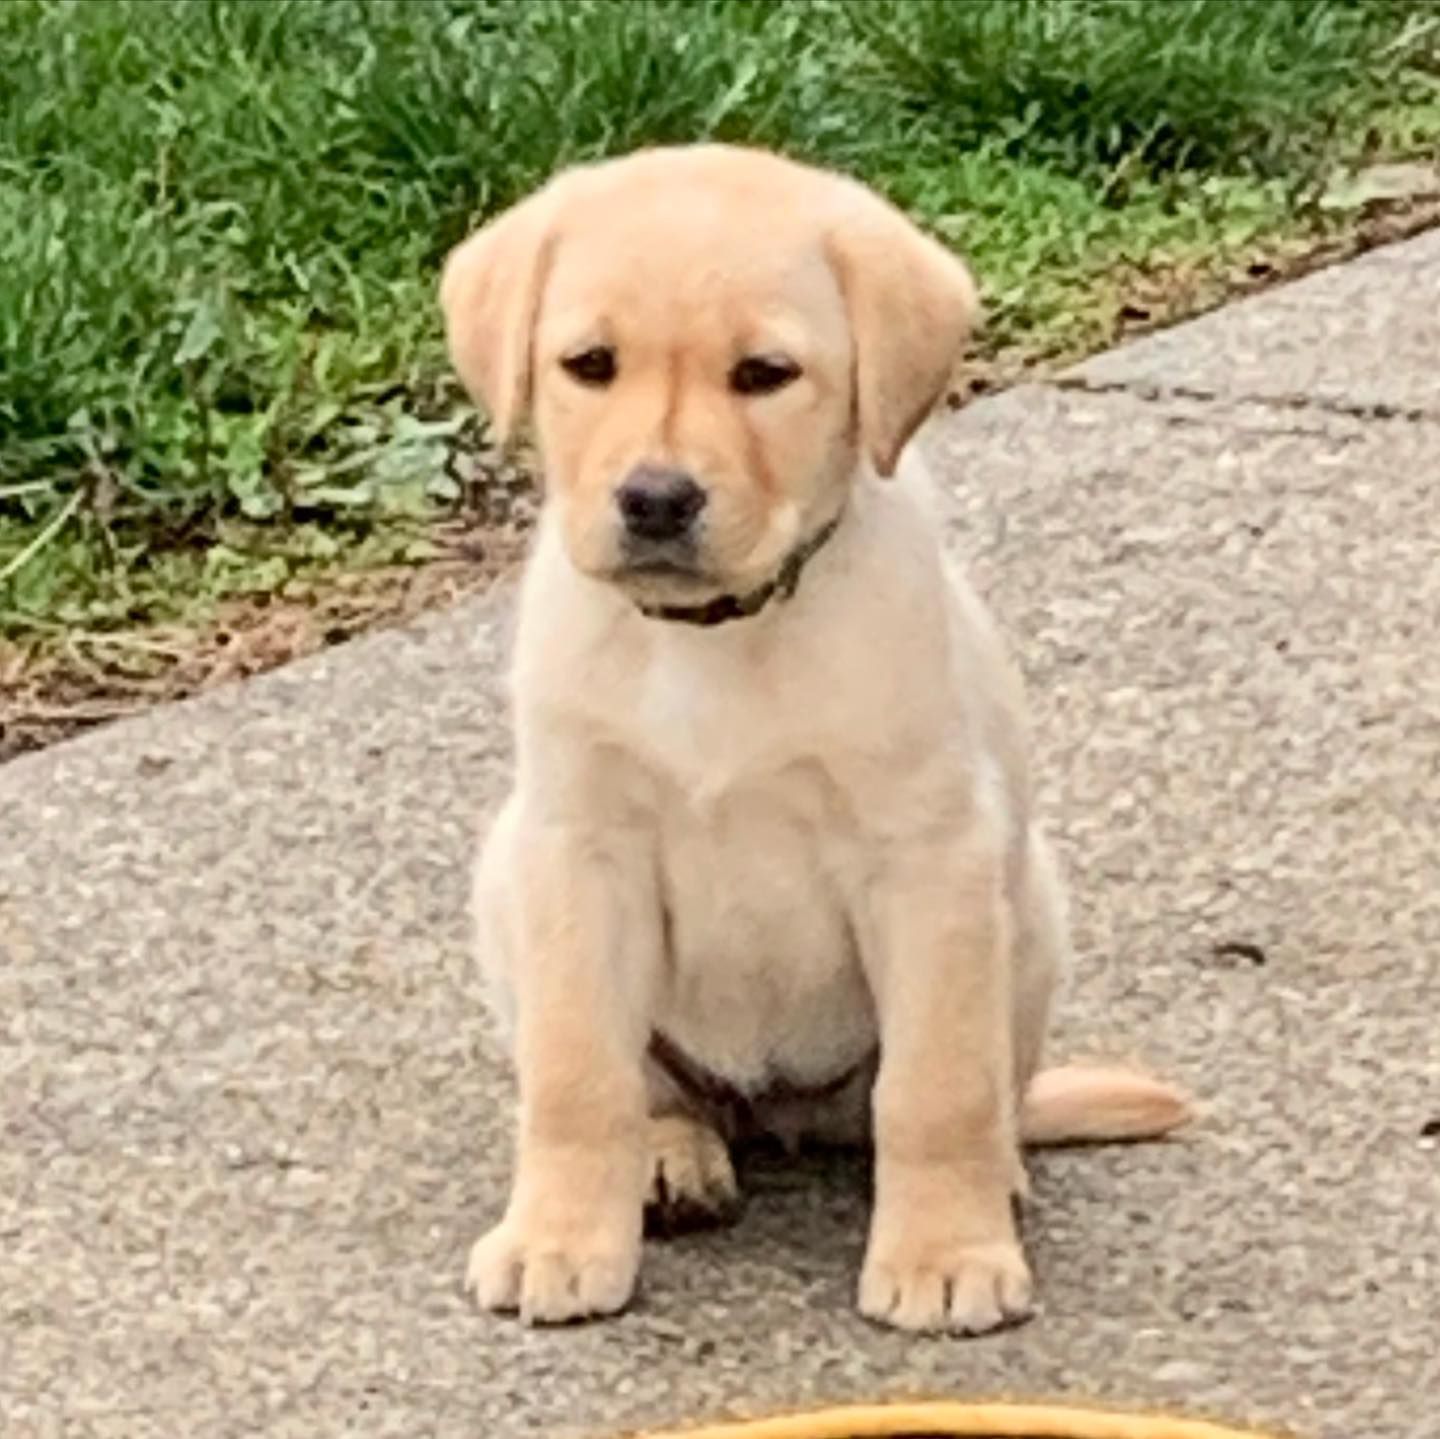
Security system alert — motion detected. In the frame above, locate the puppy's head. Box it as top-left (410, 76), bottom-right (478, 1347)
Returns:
top-left (440, 145), bottom-right (977, 607)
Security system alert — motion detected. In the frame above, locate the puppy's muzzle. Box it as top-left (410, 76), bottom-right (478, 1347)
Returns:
top-left (617, 466), bottom-right (707, 550)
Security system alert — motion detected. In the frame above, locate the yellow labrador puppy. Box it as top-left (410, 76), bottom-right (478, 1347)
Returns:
top-left (441, 144), bottom-right (1188, 1335)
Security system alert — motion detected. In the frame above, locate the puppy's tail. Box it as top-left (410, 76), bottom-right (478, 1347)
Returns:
top-left (1019, 1063), bottom-right (1191, 1146)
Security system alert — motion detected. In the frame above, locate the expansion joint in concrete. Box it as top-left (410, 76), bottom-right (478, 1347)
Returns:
top-left (1048, 374), bottom-right (1440, 427)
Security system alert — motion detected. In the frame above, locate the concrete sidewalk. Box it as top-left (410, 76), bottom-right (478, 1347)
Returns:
top-left (4, 232), bottom-right (1439, 1439)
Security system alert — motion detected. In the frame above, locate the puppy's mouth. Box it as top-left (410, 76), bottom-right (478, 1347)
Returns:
top-left (624, 557), bottom-right (704, 581)
top-left (607, 542), bottom-right (719, 596)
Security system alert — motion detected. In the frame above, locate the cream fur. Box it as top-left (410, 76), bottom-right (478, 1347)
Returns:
top-left (444, 144), bottom-right (1189, 1336)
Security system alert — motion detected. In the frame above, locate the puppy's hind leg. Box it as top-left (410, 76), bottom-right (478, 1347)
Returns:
top-left (642, 1061), bottom-right (741, 1237)
top-left (470, 796), bottom-right (523, 1045)
top-left (1014, 825), bottom-right (1190, 1146)
top-left (644, 1111), bottom-right (742, 1237)
top-left (1010, 824), bottom-right (1068, 1099)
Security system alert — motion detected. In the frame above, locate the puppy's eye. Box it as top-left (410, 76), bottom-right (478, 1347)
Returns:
top-left (730, 355), bottom-right (800, 396)
top-left (561, 346), bottom-right (617, 386)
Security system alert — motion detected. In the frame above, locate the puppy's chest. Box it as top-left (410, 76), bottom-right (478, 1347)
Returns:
top-left (605, 637), bottom-right (887, 1086)
top-left (631, 637), bottom-right (846, 800)
top-left (652, 772), bottom-right (874, 1088)
top-left (638, 714), bottom-right (875, 1087)
top-left (632, 649), bottom-right (863, 963)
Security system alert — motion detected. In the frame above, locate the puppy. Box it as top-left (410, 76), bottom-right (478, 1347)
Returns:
top-left (441, 144), bottom-right (1188, 1335)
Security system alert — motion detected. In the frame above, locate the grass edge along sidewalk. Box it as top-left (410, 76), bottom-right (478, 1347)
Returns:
top-left (2, 0), bottom-right (1438, 757)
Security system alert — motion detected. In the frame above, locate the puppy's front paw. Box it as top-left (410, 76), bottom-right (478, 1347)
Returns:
top-left (645, 1113), bottom-right (741, 1236)
top-left (858, 1237), bottom-right (1033, 1335)
top-left (466, 1216), bottom-right (640, 1325)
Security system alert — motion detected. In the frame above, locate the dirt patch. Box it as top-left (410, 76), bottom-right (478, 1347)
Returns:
top-left (4, 194), bottom-right (1438, 765)
top-left (1089, 192), bottom-right (1440, 343)
top-left (952, 192), bottom-right (1440, 402)
top-left (0, 456), bottom-right (536, 763)
top-left (0, 552), bottom-right (523, 765)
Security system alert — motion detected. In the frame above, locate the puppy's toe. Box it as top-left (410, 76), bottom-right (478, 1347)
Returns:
top-left (465, 1219), bottom-right (639, 1324)
top-left (645, 1113), bottom-right (741, 1237)
top-left (465, 1224), bottom-right (524, 1312)
top-left (519, 1247), bottom-right (637, 1325)
top-left (944, 1242), bottom-right (1033, 1334)
top-left (859, 1239), bottom-right (1033, 1336)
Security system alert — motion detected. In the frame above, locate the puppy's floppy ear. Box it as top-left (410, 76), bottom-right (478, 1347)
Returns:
top-left (826, 187), bottom-right (980, 478)
top-left (438, 184), bottom-right (563, 444)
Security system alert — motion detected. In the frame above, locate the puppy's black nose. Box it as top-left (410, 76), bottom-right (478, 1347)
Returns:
top-left (617, 467), bottom-right (707, 543)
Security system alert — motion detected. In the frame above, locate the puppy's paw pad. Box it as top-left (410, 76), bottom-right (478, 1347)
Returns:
top-left (858, 1240), bottom-right (1033, 1335)
top-left (465, 1221), bottom-right (638, 1324)
top-left (645, 1115), bottom-right (741, 1236)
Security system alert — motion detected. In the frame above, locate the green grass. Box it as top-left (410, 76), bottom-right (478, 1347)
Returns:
top-left (2, 0), bottom-right (1438, 634)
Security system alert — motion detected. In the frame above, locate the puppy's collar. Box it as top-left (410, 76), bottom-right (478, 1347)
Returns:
top-left (637, 511), bottom-right (843, 627)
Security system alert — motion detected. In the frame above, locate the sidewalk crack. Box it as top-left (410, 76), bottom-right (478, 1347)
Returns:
top-left (1050, 374), bottom-right (1440, 425)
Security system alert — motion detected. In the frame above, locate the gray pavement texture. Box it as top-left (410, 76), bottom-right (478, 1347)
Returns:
top-left (4, 232), bottom-right (1440, 1439)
